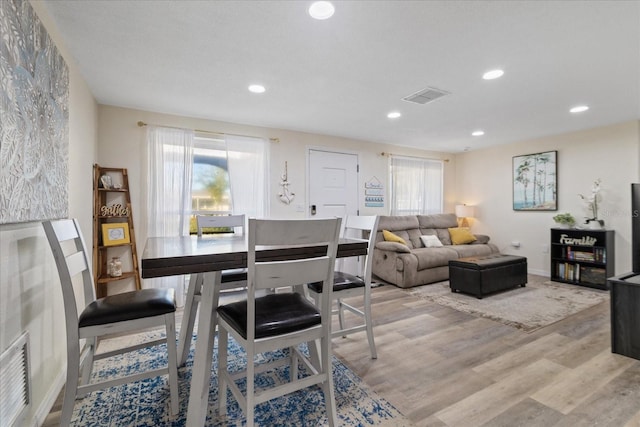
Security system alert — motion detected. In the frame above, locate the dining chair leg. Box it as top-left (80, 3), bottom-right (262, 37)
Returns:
top-left (80, 337), bottom-right (97, 387)
top-left (61, 344), bottom-right (81, 426)
top-left (217, 327), bottom-right (229, 416)
top-left (364, 290), bottom-right (377, 359)
top-left (291, 346), bottom-right (299, 381)
top-left (178, 273), bottom-right (202, 365)
top-left (337, 298), bottom-right (347, 338)
top-left (307, 292), bottom-right (323, 370)
top-left (165, 313), bottom-right (180, 415)
top-left (320, 335), bottom-right (338, 427)
top-left (246, 344), bottom-right (256, 427)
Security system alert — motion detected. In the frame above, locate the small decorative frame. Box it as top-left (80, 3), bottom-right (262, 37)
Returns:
top-left (365, 176), bottom-right (385, 207)
top-left (513, 150), bottom-right (557, 211)
top-left (101, 223), bottom-right (130, 246)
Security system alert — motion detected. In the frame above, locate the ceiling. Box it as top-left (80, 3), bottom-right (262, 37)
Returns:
top-left (43, 1), bottom-right (640, 153)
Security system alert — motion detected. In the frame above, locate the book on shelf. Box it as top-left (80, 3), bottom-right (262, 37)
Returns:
top-left (556, 262), bottom-right (581, 282)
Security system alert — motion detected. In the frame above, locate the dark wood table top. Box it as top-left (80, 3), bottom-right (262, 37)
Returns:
top-left (141, 235), bottom-right (367, 279)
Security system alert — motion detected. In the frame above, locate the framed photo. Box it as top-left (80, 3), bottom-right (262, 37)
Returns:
top-left (513, 150), bottom-right (557, 211)
top-left (101, 222), bottom-right (130, 246)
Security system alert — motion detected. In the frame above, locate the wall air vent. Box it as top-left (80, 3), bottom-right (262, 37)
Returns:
top-left (0, 332), bottom-right (30, 426)
top-left (403, 86), bottom-right (450, 105)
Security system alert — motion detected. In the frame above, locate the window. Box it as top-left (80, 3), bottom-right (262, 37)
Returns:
top-left (390, 156), bottom-right (443, 215)
top-left (192, 136), bottom-right (231, 213)
top-left (191, 136), bottom-right (232, 234)
top-left (190, 134), bottom-right (269, 234)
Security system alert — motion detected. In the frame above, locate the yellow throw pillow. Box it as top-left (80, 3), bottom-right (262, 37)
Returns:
top-left (382, 230), bottom-right (407, 245)
top-left (448, 227), bottom-right (477, 245)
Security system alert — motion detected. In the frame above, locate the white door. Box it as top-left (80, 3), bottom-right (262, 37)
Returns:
top-left (309, 149), bottom-right (359, 274)
top-left (308, 149), bottom-right (359, 219)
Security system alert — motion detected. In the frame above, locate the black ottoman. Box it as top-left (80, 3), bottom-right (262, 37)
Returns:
top-left (449, 254), bottom-right (527, 299)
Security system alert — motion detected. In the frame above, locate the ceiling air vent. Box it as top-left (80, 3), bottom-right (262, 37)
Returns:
top-left (403, 86), bottom-right (450, 105)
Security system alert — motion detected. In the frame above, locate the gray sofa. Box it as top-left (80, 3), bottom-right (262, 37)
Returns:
top-left (372, 213), bottom-right (499, 288)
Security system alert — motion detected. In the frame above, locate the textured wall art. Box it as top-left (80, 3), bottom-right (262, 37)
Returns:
top-left (0, 0), bottom-right (69, 224)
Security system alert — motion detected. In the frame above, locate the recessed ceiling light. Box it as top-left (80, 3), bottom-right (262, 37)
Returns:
top-left (248, 84), bottom-right (266, 93)
top-left (471, 130), bottom-right (485, 136)
top-left (482, 69), bottom-right (504, 80)
top-left (570, 105), bottom-right (589, 113)
top-left (309, 1), bottom-right (335, 20)
top-left (387, 111), bottom-right (401, 119)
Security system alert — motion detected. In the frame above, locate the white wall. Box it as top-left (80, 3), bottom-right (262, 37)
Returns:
top-left (97, 105), bottom-right (455, 293)
top-left (0, 1), bottom-right (98, 425)
top-left (455, 120), bottom-right (640, 276)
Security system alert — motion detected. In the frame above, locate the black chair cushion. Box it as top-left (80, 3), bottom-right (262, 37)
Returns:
top-left (221, 269), bottom-right (248, 283)
top-left (308, 271), bottom-right (366, 294)
top-left (78, 288), bottom-right (176, 328)
top-left (217, 293), bottom-right (321, 339)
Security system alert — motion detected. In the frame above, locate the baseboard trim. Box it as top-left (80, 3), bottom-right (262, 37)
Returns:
top-left (528, 268), bottom-right (549, 277)
top-left (31, 367), bottom-right (65, 427)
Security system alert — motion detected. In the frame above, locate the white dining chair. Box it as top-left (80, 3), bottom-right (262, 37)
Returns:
top-left (216, 218), bottom-right (342, 427)
top-left (307, 215), bottom-right (379, 358)
top-left (178, 213), bottom-right (246, 364)
top-left (42, 218), bottom-right (179, 425)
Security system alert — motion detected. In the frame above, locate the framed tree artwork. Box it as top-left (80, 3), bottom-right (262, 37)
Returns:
top-left (513, 150), bottom-right (557, 211)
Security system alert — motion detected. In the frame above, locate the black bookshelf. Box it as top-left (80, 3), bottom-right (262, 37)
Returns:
top-left (550, 228), bottom-right (615, 290)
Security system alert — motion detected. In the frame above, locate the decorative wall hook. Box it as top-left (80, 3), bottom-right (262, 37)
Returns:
top-left (278, 161), bottom-right (295, 204)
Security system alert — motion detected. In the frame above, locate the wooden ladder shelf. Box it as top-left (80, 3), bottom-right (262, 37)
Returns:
top-left (92, 164), bottom-right (141, 297)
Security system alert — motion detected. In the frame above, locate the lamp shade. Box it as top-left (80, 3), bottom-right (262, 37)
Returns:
top-left (455, 204), bottom-right (475, 218)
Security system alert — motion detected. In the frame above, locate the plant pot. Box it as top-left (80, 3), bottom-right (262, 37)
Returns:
top-left (589, 220), bottom-right (604, 230)
top-left (554, 223), bottom-right (573, 229)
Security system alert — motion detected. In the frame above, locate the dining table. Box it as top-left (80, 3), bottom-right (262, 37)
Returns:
top-left (141, 234), bottom-right (368, 426)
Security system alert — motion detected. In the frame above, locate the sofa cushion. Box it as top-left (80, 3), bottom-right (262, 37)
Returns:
top-left (418, 213), bottom-right (458, 229)
top-left (450, 244), bottom-right (497, 258)
top-left (420, 235), bottom-right (443, 248)
top-left (413, 247), bottom-right (459, 270)
top-left (376, 241), bottom-right (411, 253)
top-left (436, 228), bottom-right (453, 245)
top-left (378, 215), bottom-right (420, 232)
top-left (383, 230), bottom-right (407, 245)
top-left (449, 227), bottom-right (477, 245)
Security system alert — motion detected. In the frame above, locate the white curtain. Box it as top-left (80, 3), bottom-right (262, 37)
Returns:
top-left (390, 156), bottom-right (443, 215)
top-left (225, 135), bottom-right (269, 219)
top-left (145, 126), bottom-right (194, 305)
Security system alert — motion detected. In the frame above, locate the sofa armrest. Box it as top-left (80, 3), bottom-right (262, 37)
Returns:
top-left (472, 234), bottom-right (490, 244)
top-left (375, 241), bottom-right (411, 253)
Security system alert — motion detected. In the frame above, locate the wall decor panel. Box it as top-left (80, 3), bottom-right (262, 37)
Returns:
top-left (0, 0), bottom-right (69, 224)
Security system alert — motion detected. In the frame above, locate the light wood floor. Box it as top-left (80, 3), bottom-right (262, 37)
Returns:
top-left (44, 275), bottom-right (640, 426)
top-left (332, 275), bottom-right (640, 427)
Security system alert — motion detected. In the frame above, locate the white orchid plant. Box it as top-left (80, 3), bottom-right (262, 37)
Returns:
top-left (578, 178), bottom-right (603, 225)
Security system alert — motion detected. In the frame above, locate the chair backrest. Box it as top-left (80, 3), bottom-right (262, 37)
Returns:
top-left (196, 214), bottom-right (245, 237)
top-left (340, 215), bottom-right (379, 283)
top-left (247, 218), bottom-right (342, 334)
top-left (42, 219), bottom-right (96, 343)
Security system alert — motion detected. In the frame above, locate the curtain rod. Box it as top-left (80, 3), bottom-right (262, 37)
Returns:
top-left (137, 121), bottom-right (279, 143)
top-left (380, 152), bottom-right (450, 162)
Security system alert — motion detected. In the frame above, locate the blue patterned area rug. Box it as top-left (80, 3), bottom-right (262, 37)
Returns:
top-left (71, 330), bottom-right (411, 426)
